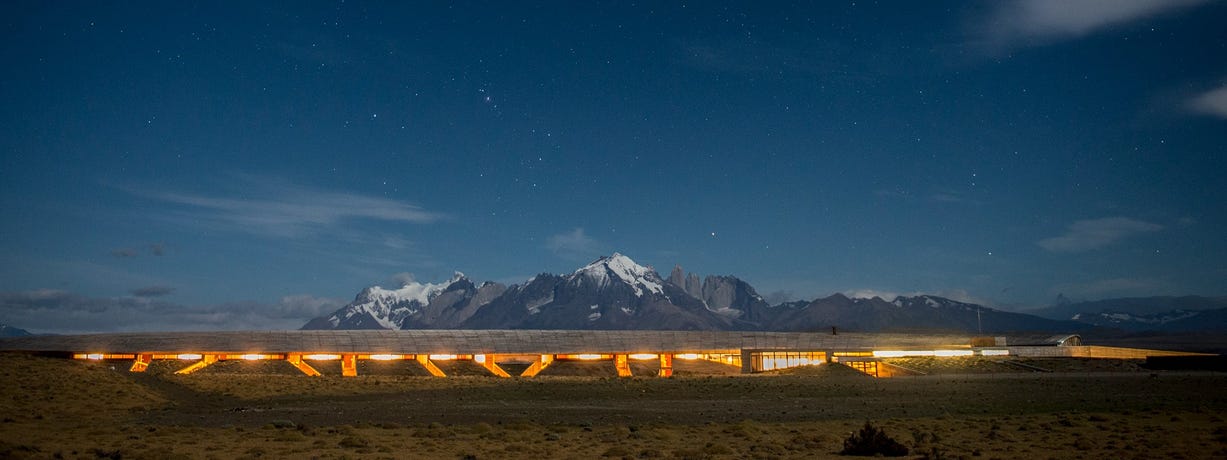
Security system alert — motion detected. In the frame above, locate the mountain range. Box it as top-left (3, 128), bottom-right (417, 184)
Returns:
top-left (304, 253), bottom-right (1153, 334)
top-left (0, 323), bottom-right (31, 337)
top-left (1030, 295), bottom-right (1227, 332)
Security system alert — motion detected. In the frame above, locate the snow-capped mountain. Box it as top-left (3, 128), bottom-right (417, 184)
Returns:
top-left (302, 253), bottom-right (1090, 334)
top-left (462, 254), bottom-right (737, 330)
top-left (571, 253), bottom-right (664, 297)
top-left (301, 272), bottom-right (505, 330)
top-left (1031, 296), bottom-right (1227, 332)
top-left (1028, 296), bottom-right (1227, 332)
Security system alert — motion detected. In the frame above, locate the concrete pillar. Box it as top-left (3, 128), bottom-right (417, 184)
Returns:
top-left (174, 354), bottom-right (218, 375)
top-left (658, 353), bottom-right (673, 378)
top-left (129, 354), bottom-right (152, 372)
top-left (341, 354), bottom-right (358, 377)
top-left (286, 353), bottom-right (322, 376)
top-left (414, 355), bottom-right (446, 377)
top-left (475, 354), bottom-right (511, 378)
top-left (520, 354), bottom-right (554, 377)
top-left (614, 354), bottom-right (632, 377)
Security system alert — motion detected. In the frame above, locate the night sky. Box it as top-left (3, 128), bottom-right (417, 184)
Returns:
top-left (3, 1), bottom-right (1226, 333)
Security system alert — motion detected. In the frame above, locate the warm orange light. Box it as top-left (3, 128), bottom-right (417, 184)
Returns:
top-left (74, 353), bottom-right (134, 360)
top-left (177, 353), bottom-right (203, 360)
top-left (873, 350), bottom-right (929, 358)
top-left (305, 354), bottom-right (341, 360)
top-left (980, 349), bottom-right (1010, 356)
top-left (675, 353), bottom-right (700, 360)
top-left (429, 354), bottom-right (457, 361)
top-left (575, 354), bottom-right (603, 360)
top-left (933, 350), bottom-right (973, 357)
top-left (369, 354), bottom-right (402, 361)
top-left (240, 354), bottom-right (265, 361)
top-left (628, 353), bottom-right (657, 360)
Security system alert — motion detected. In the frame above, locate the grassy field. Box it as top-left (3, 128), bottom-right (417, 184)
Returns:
top-left (2, 353), bottom-right (1226, 459)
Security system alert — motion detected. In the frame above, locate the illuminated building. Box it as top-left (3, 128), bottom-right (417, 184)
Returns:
top-left (0, 330), bottom-right (1207, 378)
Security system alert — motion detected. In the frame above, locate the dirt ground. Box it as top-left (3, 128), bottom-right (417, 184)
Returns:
top-left (2, 353), bottom-right (1226, 459)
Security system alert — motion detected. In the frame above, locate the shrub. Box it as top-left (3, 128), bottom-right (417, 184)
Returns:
top-left (840, 422), bottom-right (909, 457)
top-left (338, 436), bottom-right (369, 448)
top-left (601, 446), bottom-right (631, 457)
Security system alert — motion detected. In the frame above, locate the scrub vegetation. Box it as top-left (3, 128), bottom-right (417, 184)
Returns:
top-left (2, 353), bottom-right (1226, 459)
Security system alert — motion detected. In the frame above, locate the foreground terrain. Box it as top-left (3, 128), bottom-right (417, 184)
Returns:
top-left (2, 354), bottom-right (1226, 459)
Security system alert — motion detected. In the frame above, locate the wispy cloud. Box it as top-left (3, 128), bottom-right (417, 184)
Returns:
top-left (129, 285), bottom-right (175, 298)
top-left (976, 0), bottom-right (1210, 49)
top-left (1188, 82), bottom-right (1227, 119)
top-left (1038, 217), bottom-right (1163, 253)
top-left (111, 243), bottom-right (168, 258)
top-left (0, 289), bottom-right (343, 334)
top-left (844, 289), bottom-right (901, 301)
top-left (929, 191), bottom-right (983, 206)
top-left (874, 188), bottom-right (981, 205)
top-left (125, 176), bottom-right (442, 238)
top-left (546, 227), bottom-right (604, 262)
top-left (110, 248), bottom-right (138, 258)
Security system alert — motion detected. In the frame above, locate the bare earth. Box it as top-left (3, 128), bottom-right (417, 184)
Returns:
top-left (2, 354), bottom-right (1226, 459)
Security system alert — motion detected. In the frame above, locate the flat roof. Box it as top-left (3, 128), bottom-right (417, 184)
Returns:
top-left (0, 330), bottom-right (981, 355)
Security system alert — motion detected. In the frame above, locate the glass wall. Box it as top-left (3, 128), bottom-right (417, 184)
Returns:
top-left (751, 351), bottom-right (826, 372)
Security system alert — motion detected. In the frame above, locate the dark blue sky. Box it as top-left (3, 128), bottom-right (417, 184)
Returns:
top-left (3, 1), bottom-right (1226, 332)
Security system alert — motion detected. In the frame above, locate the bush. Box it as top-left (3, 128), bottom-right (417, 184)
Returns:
top-left (338, 436), bottom-right (369, 448)
top-left (840, 422), bottom-right (909, 457)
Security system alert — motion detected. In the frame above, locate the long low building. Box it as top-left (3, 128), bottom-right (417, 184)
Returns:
top-left (0, 330), bottom-right (1204, 378)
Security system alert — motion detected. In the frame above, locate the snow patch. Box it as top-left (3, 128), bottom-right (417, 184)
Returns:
top-left (525, 292), bottom-right (555, 315)
top-left (572, 253), bottom-right (664, 297)
top-left (341, 274), bottom-right (465, 329)
top-left (1095, 311), bottom-right (1199, 324)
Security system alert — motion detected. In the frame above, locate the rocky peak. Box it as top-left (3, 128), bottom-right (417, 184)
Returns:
top-left (571, 253), bottom-right (664, 297)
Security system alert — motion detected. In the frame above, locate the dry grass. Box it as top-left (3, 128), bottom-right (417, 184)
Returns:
top-left (2, 353), bottom-right (1226, 459)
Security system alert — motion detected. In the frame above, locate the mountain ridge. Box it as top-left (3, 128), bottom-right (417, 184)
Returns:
top-left (302, 254), bottom-right (1214, 334)
top-left (0, 323), bottom-right (31, 337)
